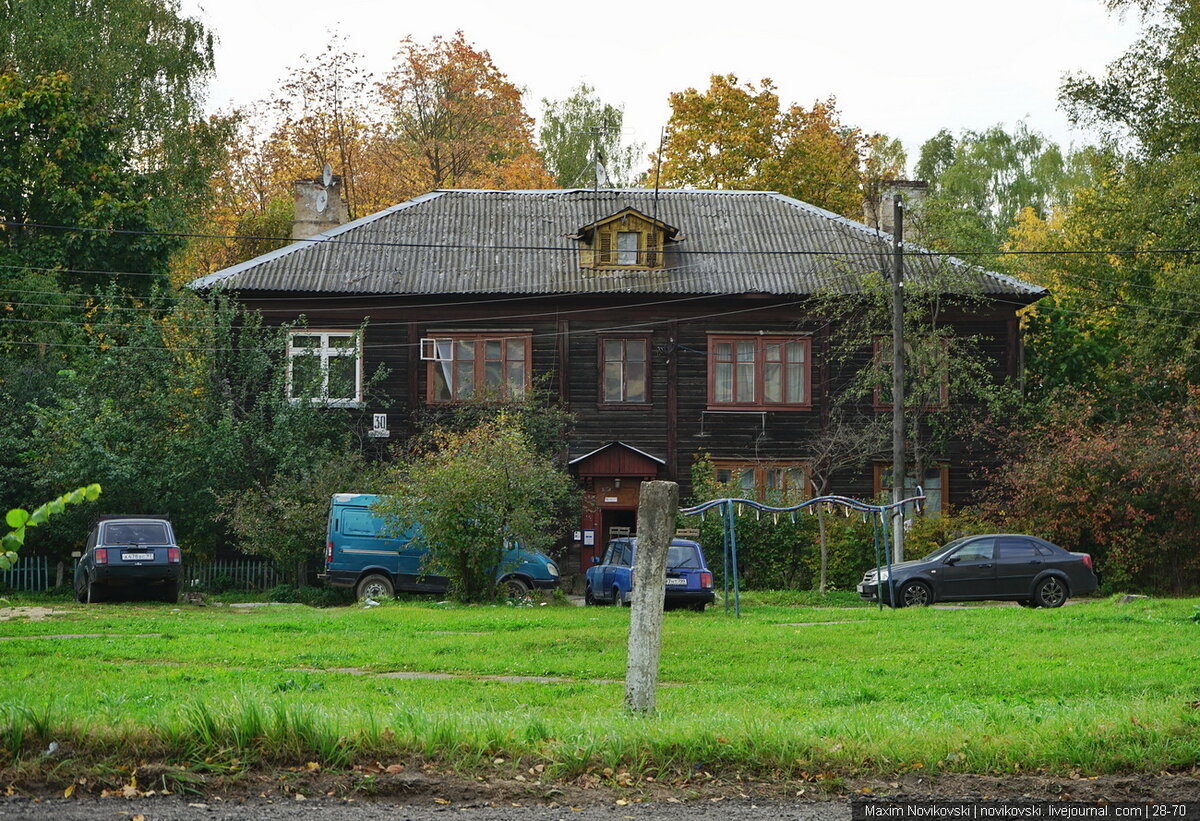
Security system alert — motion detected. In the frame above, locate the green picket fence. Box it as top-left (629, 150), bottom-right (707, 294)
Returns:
top-left (181, 560), bottom-right (283, 593)
top-left (0, 555), bottom-right (51, 592)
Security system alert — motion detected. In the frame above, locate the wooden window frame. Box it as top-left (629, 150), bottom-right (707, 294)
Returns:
top-left (873, 463), bottom-right (950, 515)
top-left (873, 336), bottom-right (950, 411)
top-left (596, 335), bottom-right (652, 408)
top-left (713, 460), bottom-right (813, 500)
top-left (425, 333), bottom-right (532, 404)
top-left (591, 224), bottom-right (663, 269)
top-left (706, 334), bottom-right (812, 410)
top-left (286, 329), bottom-right (363, 407)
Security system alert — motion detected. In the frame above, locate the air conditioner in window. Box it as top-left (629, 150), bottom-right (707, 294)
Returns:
top-left (419, 338), bottom-right (452, 361)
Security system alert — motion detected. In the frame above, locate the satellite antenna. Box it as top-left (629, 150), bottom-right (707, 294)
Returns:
top-left (316, 163), bottom-right (333, 213)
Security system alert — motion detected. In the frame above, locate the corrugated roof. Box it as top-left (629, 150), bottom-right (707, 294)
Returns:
top-left (188, 189), bottom-right (1045, 299)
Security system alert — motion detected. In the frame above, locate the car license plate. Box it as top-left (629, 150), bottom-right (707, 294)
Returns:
top-left (122, 552), bottom-right (154, 561)
top-left (857, 583), bottom-right (868, 594)
top-left (665, 578), bottom-right (687, 587)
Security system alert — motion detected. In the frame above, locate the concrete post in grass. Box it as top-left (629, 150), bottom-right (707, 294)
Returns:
top-left (624, 480), bottom-right (679, 714)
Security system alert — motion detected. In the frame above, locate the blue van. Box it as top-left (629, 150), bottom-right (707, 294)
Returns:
top-left (319, 494), bottom-right (561, 599)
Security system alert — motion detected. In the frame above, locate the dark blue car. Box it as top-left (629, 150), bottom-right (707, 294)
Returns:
top-left (585, 537), bottom-right (715, 611)
top-left (73, 516), bottom-right (181, 603)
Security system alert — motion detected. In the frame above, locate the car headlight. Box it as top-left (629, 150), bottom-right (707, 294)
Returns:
top-left (547, 562), bottom-right (559, 577)
top-left (877, 569), bottom-right (890, 582)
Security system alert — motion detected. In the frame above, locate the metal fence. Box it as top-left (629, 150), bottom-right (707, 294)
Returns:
top-left (0, 555), bottom-right (52, 592)
top-left (181, 559), bottom-right (284, 592)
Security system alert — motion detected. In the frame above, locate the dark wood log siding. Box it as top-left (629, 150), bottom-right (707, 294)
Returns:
top-left (239, 292), bottom-right (1021, 508)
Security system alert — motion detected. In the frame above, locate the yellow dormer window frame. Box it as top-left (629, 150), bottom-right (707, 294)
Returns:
top-left (575, 208), bottom-right (679, 270)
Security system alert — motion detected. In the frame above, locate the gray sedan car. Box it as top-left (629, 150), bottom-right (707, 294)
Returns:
top-left (858, 534), bottom-right (1099, 608)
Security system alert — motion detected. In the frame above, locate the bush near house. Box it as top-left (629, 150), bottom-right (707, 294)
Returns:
top-left (376, 415), bottom-right (578, 603)
top-left (985, 383), bottom-right (1200, 594)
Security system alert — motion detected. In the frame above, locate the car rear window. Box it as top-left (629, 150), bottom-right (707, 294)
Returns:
top-left (667, 545), bottom-right (702, 569)
top-left (104, 523), bottom-right (169, 545)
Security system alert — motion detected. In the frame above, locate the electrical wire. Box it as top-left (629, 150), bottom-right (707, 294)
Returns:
top-left (0, 297), bottom-right (810, 353)
top-left (8, 217), bottom-right (1200, 258)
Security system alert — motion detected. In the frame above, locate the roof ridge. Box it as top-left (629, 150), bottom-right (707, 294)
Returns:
top-left (762, 192), bottom-right (1043, 295)
top-left (187, 191), bottom-right (446, 290)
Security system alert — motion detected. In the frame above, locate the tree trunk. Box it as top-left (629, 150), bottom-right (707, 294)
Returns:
top-left (625, 481), bottom-right (679, 714)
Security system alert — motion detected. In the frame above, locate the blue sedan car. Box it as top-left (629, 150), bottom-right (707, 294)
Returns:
top-left (585, 537), bottom-right (715, 611)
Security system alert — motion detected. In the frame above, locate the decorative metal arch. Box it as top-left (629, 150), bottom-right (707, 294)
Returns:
top-left (680, 490), bottom-right (926, 617)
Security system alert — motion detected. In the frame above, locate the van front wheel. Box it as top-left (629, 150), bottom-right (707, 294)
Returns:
top-left (356, 573), bottom-right (394, 601)
top-left (503, 577), bottom-right (530, 598)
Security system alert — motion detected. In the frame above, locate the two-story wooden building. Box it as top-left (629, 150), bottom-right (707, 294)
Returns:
top-left (190, 188), bottom-right (1044, 570)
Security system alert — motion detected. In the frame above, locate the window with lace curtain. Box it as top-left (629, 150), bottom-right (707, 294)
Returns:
top-left (425, 334), bottom-right (531, 402)
top-left (707, 334), bottom-right (811, 409)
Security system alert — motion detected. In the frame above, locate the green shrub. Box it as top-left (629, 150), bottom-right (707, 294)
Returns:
top-left (681, 455), bottom-right (890, 592)
top-left (904, 507), bottom-right (1000, 559)
top-left (296, 585), bottom-right (351, 607)
top-left (268, 583), bottom-right (300, 603)
top-left (804, 515), bottom-right (879, 590)
top-left (268, 583), bottom-right (350, 607)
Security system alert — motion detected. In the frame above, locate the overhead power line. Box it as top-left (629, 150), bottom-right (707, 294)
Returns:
top-left (7, 219), bottom-right (1200, 259)
top-left (0, 298), bottom-right (812, 354)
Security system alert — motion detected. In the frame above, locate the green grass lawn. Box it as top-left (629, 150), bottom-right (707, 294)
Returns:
top-left (1, 593), bottom-right (1198, 778)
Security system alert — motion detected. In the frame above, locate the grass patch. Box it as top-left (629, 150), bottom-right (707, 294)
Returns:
top-left (0, 593), bottom-right (1198, 780)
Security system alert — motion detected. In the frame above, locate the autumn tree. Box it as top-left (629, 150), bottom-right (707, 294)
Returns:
top-left (984, 378), bottom-right (1200, 593)
top-left (265, 38), bottom-right (380, 219)
top-left (656, 75), bottom-right (777, 190)
top-left (180, 41), bottom-right (392, 276)
top-left (0, 0), bottom-right (227, 241)
top-left (0, 72), bottom-right (183, 312)
top-left (376, 32), bottom-right (553, 195)
top-left (914, 123), bottom-right (1097, 255)
top-left (1003, 0), bottom-right (1200, 398)
top-left (655, 75), bottom-right (879, 217)
top-left (540, 83), bottom-right (644, 187)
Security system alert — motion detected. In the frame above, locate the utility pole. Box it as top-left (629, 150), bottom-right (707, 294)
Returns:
top-left (891, 194), bottom-right (906, 563)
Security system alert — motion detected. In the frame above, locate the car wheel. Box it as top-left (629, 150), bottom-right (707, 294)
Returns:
top-left (611, 587), bottom-right (622, 606)
top-left (897, 580), bottom-right (932, 608)
top-left (1017, 599), bottom-right (1037, 608)
top-left (86, 579), bottom-right (103, 604)
top-left (1034, 576), bottom-right (1068, 608)
top-left (690, 602), bottom-right (707, 612)
top-left (584, 585), bottom-right (596, 606)
top-left (160, 581), bottom-right (179, 603)
top-left (356, 573), bottom-right (394, 601)
top-left (504, 577), bottom-right (530, 598)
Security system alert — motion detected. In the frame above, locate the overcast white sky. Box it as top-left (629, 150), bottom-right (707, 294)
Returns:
top-left (183, 0), bottom-right (1140, 175)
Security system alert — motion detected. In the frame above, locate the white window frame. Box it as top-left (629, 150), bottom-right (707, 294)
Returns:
top-left (616, 231), bottom-right (640, 265)
top-left (286, 330), bottom-right (363, 407)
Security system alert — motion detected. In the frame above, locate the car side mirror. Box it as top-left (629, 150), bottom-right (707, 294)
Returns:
top-left (70, 551), bottom-right (82, 559)
top-left (944, 556), bottom-right (959, 566)
top-left (591, 556), bottom-right (601, 564)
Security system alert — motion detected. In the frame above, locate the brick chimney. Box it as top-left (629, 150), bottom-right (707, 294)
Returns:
top-left (292, 170), bottom-right (350, 240)
top-left (863, 180), bottom-right (927, 240)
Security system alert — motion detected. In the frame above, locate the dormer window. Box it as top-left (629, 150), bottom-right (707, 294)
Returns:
top-left (617, 232), bottom-right (639, 265)
top-left (572, 207), bottom-right (680, 270)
